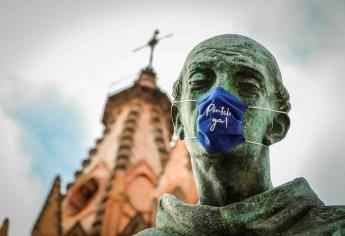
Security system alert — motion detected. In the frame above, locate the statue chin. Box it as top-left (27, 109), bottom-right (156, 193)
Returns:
top-left (186, 139), bottom-right (258, 161)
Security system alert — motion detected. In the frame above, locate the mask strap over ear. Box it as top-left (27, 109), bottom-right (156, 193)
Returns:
top-left (245, 140), bottom-right (267, 147)
top-left (184, 136), bottom-right (267, 147)
top-left (248, 106), bottom-right (288, 114)
top-left (173, 101), bottom-right (285, 148)
top-left (172, 99), bottom-right (197, 104)
top-left (173, 101), bottom-right (289, 115)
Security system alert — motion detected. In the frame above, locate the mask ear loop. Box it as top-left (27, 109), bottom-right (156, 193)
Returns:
top-left (172, 99), bottom-right (197, 103)
top-left (184, 137), bottom-right (267, 147)
top-left (172, 100), bottom-right (198, 139)
top-left (245, 140), bottom-right (267, 147)
top-left (247, 106), bottom-right (288, 114)
top-left (246, 106), bottom-right (288, 147)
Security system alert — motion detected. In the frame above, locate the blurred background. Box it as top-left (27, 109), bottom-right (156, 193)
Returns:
top-left (0, 0), bottom-right (345, 235)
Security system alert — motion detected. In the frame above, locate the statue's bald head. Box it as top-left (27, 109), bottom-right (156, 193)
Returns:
top-left (170, 35), bottom-right (291, 207)
top-left (173, 34), bottom-right (290, 113)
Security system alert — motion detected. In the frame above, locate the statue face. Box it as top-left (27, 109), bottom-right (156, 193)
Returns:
top-left (173, 35), bottom-right (290, 159)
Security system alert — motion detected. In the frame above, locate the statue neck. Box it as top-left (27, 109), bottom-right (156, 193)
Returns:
top-left (190, 147), bottom-right (272, 207)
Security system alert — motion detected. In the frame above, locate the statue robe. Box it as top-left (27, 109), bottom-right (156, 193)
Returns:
top-left (136, 178), bottom-right (345, 236)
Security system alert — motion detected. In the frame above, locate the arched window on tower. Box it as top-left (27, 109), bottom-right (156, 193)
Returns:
top-left (65, 177), bottom-right (99, 216)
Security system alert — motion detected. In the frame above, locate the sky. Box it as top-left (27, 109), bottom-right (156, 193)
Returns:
top-left (0, 0), bottom-right (345, 235)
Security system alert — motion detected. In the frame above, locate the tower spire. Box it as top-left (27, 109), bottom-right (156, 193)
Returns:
top-left (0, 218), bottom-right (9, 236)
top-left (32, 176), bottom-right (62, 236)
top-left (133, 29), bottom-right (172, 68)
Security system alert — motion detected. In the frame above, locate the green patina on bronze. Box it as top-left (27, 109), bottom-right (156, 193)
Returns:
top-left (136, 34), bottom-right (345, 236)
top-left (172, 34), bottom-right (290, 207)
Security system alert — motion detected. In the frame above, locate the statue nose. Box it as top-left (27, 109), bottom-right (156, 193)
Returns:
top-left (215, 73), bottom-right (233, 93)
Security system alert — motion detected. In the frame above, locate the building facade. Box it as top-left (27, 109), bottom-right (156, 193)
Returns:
top-left (29, 67), bottom-right (198, 236)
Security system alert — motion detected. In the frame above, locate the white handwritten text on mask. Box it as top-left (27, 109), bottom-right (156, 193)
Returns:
top-left (202, 104), bottom-right (232, 131)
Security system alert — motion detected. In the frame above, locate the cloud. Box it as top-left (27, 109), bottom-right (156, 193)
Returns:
top-left (8, 87), bottom-right (88, 186)
top-left (0, 107), bottom-right (42, 236)
top-left (0, 76), bottom-right (90, 235)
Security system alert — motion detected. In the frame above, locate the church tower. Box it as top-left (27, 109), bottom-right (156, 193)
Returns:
top-left (31, 31), bottom-right (198, 236)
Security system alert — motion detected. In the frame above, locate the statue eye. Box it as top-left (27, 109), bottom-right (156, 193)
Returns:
top-left (189, 80), bottom-right (210, 87)
top-left (188, 69), bottom-right (215, 89)
top-left (237, 79), bottom-right (260, 92)
top-left (236, 77), bottom-right (261, 95)
top-left (235, 70), bottom-right (262, 96)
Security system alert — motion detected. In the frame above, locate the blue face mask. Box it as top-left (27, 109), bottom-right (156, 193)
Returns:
top-left (173, 87), bottom-right (287, 153)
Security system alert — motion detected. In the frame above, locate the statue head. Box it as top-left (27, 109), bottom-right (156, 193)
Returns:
top-left (172, 34), bottom-right (291, 160)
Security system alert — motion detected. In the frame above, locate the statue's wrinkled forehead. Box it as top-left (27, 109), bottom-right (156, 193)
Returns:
top-left (184, 34), bottom-right (279, 76)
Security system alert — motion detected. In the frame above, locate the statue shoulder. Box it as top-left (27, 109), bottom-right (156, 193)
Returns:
top-left (286, 205), bottom-right (345, 235)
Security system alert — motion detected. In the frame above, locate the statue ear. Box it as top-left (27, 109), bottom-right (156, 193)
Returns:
top-left (263, 113), bottom-right (290, 145)
top-left (171, 104), bottom-right (185, 139)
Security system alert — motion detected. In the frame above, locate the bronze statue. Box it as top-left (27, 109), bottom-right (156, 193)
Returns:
top-left (136, 34), bottom-right (345, 235)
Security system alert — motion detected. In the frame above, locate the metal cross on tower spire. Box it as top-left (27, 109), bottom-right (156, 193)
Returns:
top-left (133, 29), bottom-right (173, 68)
